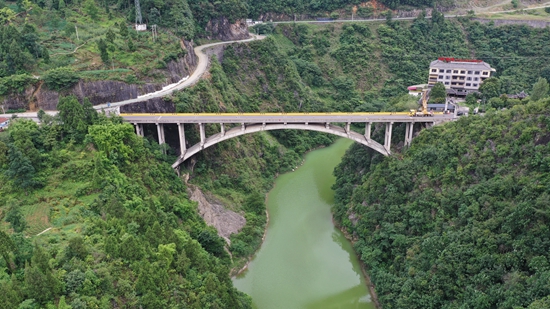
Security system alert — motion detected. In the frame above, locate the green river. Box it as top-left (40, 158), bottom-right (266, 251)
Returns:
top-left (233, 138), bottom-right (376, 309)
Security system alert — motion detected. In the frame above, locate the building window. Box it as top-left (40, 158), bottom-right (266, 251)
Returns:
top-left (453, 70), bottom-right (458, 73)
top-left (446, 76), bottom-right (450, 79)
top-left (445, 82), bottom-right (449, 85)
top-left (474, 77), bottom-right (479, 81)
top-left (474, 71), bottom-right (480, 75)
top-left (460, 70), bottom-right (465, 74)
top-left (466, 83), bottom-right (471, 86)
top-left (473, 83), bottom-right (478, 87)
top-left (468, 71), bottom-right (473, 74)
top-left (482, 72), bottom-right (488, 75)
top-left (466, 77), bottom-right (471, 81)
top-left (446, 70), bottom-right (451, 73)
top-left (439, 69), bottom-right (444, 73)
top-left (438, 75), bottom-right (444, 79)
top-left (431, 69), bottom-right (437, 73)
top-left (451, 82), bottom-right (457, 85)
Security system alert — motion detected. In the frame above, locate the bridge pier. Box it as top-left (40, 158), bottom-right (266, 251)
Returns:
top-left (199, 123), bottom-right (205, 148)
top-left (365, 122), bottom-right (371, 142)
top-left (405, 122), bottom-right (414, 147)
top-left (134, 123), bottom-right (144, 137)
top-left (241, 123), bottom-right (245, 131)
top-left (156, 123), bottom-right (166, 154)
top-left (345, 122), bottom-right (351, 134)
top-left (384, 122), bottom-right (393, 152)
top-left (220, 123), bottom-right (225, 136)
top-left (325, 122), bottom-right (330, 129)
top-left (177, 123), bottom-right (186, 157)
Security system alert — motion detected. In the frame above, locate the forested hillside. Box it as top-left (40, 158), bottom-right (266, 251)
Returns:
top-left (0, 99), bottom-right (252, 308)
top-left (332, 96), bottom-right (550, 308)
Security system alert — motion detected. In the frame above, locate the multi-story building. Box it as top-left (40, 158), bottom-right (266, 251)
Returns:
top-left (428, 58), bottom-right (496, 96)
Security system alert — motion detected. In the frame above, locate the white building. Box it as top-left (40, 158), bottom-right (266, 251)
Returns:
top-left (428, 58), bottom-right (496, 96)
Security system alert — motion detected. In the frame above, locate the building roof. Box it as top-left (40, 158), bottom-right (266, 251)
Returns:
top-left (0, 118), bottom-right (9, 123)
top-left (430, 60), bottom-right (496, 72)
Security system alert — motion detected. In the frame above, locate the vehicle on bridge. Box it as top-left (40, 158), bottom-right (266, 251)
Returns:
top-left (409, 89), bottom-right (434, 117)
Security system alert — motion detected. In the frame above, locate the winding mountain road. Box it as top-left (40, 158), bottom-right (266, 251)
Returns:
top-left (94, 34), bottom-right (266, 110)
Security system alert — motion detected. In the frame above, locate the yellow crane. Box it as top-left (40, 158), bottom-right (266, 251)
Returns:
top-left (409, 89), bottom-right (434, 117)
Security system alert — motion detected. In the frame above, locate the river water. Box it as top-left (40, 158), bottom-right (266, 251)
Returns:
top-left (233, 138), bottom-right (375, 309)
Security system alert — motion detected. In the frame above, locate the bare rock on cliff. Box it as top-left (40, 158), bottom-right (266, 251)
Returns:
top-left (206, 17), bottom-right (249, 41)
top-left (2, 39), bottom-right (198, 112)
top-left (187, 185), bottom-right (246, 245)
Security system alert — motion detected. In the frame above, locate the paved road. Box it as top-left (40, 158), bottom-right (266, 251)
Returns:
top-left (121, 112), bottom-right (455, 124)
top-left (272, 3), bottom-right (550, 24)
top-left (93, 34), bottom-right (266, 110)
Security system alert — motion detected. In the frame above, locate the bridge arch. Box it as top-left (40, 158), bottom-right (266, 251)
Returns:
top-left (171, 123), bottom-right (389, 168)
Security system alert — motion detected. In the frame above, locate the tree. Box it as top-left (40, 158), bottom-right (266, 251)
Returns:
top-left (118, 22), bottom-right (129, 37)
top-left (429, 82), bottom-right (446, 103)
top-left (4, 144), bottom-right (40, 190)
top-left (24, 246), bottom-right (60, 304)
top-left (479, 77), bottom-right (502, 101)
top-left (83, 0), bottom-right (99, 20)
top-left (105, 28), bottom-right (115, 44)
top-left (5, 202), bottom-right (27, 233)
top-left (97, 38), bottom-right (109, 64)
top-left (0, 230), bottom-right (15, 273)
top-left (0, 8), bottom-right (16, 24)
top-left (57, 95), bottom-right (87, 141)
top-left (531, 77), bottom-right (549, 101)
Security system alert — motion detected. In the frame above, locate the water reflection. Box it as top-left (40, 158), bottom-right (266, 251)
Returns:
top-left (305, 284), bottom-right (372, 309)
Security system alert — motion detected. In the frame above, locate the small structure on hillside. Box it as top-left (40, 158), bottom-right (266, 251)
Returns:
top-left (0, 117), bottom-right (10, 131)
top-left (407, 84), bottom-right (428, 96)
top-left (507, 91), bottom-right (528, 100)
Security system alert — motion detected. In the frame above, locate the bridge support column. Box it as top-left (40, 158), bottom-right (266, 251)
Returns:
top-left (156, 123), bottom-right (165, 154)
top-left (134, 123), bottom-right (144, 137)
top-left (325, 122), bottom-right (330, 129)
top-left (262, 122), bottom-right (266, 130)
top-left (220, 123), bottom-right (225, 136)
top-left (177, 123), bottom-right (186, 157)
top-left (365, 122), bottom-right (371, 141)
top-left (384, 122), bottom-right (393, 153)
top-left (199, 123), bottom-right (205, 148)
top-left (405, 122), bottom-right (413, 147)
top-left (345, 122), bottom-right (351, 135)
top-left (241, 123), bottom-right (245, 131)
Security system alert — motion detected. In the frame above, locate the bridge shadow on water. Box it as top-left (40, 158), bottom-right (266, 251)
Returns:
top-left (304, 284), bottom-right (372, 309)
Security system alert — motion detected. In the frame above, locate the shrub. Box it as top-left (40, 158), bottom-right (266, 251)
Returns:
top-left (42, 67), bottom-right (80, 91)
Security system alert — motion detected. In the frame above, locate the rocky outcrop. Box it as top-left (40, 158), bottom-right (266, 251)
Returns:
top-left (1, 39), bottom-right (198, 112)
top-left (119, 97), bottom-right (176, 113)
top-left (206, 17), bottom-right (249, 41)
top-left (187, 184), bottom-right (246, 245)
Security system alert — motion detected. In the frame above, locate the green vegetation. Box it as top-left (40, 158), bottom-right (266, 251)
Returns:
top-left (0, 98), bottom-right (252, 308)
top-left (333, 95), bottom-right (550, 308)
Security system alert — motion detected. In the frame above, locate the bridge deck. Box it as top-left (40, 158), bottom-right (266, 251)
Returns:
top-left (120, 112), bottom-right (455, 124)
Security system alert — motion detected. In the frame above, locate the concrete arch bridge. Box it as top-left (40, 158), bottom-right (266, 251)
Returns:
top-left (120, 112), bottom-right (454, 169)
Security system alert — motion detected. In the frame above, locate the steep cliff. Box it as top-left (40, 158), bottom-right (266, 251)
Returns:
top-left (206, 18), bottom-right (250, 41)
top-left (1, 40), bottom-right (197, 111)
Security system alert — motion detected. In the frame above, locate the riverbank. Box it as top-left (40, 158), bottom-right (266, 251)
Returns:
top-left (233, 138), bottom-right (376, 309)
top-left (334, 219), bottom-right (382, 309)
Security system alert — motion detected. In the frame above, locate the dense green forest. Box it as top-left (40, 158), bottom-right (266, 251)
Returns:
top-left (0, 98), bottom-right (252, 308)
top-left (333, 96), bottom-right (550, 308)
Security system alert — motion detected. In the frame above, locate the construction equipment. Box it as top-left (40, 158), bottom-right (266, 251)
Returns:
top-left (409, 89), bottom-right (434, 117)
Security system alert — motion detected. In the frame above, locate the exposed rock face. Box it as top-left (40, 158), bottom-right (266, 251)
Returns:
top-left (206, 17), bottom-right (249, 41)
top-left (1, 39), bottom-right (198, 112)
top-left (119, 97), bottom-right (175, 113)
top-left (187, 184), bottom-right (246, 245)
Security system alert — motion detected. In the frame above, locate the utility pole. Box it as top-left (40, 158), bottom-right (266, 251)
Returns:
top-left (152, 24), bottom-right (157, 41)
